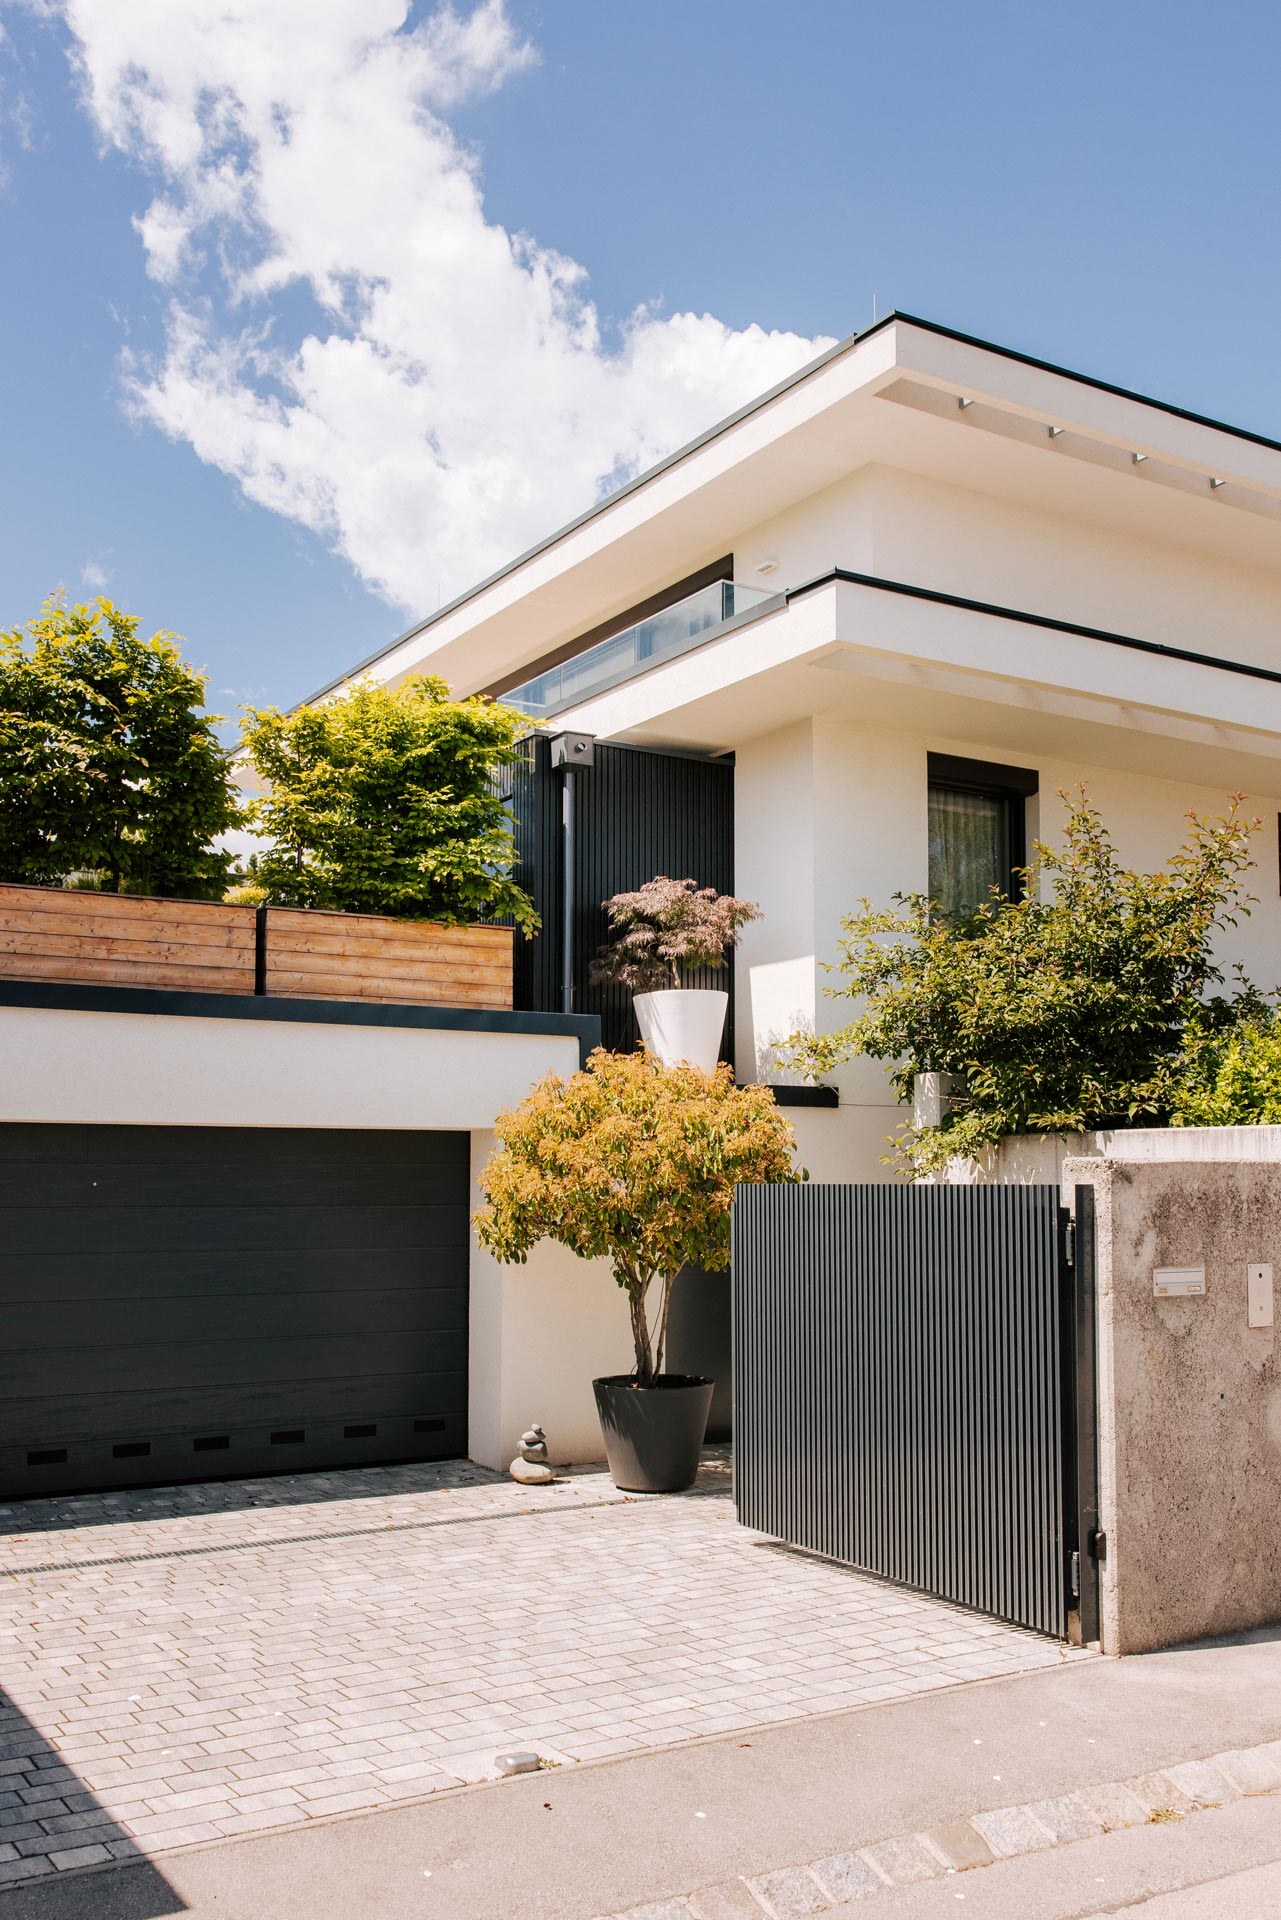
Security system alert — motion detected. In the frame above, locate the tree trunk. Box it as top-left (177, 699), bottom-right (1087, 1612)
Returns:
top-left (627, 1270), bottom-right (655, 1387)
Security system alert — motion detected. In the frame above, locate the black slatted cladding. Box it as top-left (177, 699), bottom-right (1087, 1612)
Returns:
top-left (508, 735), bottom-right (735, 1055)
top-left (733, 1182), bottom-right (1082, 1641)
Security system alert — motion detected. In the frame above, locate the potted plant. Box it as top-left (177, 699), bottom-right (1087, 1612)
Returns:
top-left (591, 876), bottom-right (760, 1071)
top-left (474, 1048), bottom-right (802, 1492)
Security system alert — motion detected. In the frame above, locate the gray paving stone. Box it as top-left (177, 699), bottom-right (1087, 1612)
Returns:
top-left (0, 1452), bottom-right (1076, 1873)
top-left (969, 1802), bottom-right (1056, 1858)
top-left (809, 1849), bottom-right (888, 1900)
top-left (862, 1831), bottom-right (944, 1885)
top-left (1163, 1759), bottom-right (1241, 1808)
top-left (1025, 1792), bottom-right (1103, 1843)
top-left (0, 1858), bottom-right (52, 1885)
top-left (1123, 1771), bottom-right (1195, 1817)
top-left (1214, 1745), bottom-right (1281, 1795)
top-left (744, 1866), bottom-right (827, 1916)
top-left (1075, 1780), bottom-right (1149, 1832)
top-left (619, 1903), bottom-right (692, 1920)
top-left (686, 1881), bottom-right (769, 1918)
top-left (49, 1844), bottom-right (111, 1870)
top-left (918, 1817), bottom-right (995, 1872)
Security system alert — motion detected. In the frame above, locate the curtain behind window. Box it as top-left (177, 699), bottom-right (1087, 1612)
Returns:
top-left (928, 785), bottom-right (1010, 917)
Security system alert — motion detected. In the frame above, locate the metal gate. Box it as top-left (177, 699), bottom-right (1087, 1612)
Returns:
top-left (732, 1183), bottom-right (1099, 1641)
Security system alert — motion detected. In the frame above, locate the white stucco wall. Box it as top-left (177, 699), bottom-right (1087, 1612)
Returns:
top-left (0, 1004), bottom-right (581, 1132)
top-left (734, 712), bottom-right (1281, 1185)
top-left (468, 1132), bottom-right (628, 1471)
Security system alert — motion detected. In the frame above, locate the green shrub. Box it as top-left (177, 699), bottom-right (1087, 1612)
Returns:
top-left (786, 789), bottom-right (1262, 1172)
top-left (240, 675), bottom-right (538, 931)
top-left (1171, 1012), bottom-right (1281, 1126)
top-left (0, 597), bottom-right (240, 898)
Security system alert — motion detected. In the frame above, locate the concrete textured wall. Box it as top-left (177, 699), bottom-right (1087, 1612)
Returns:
top-left (1067, 1153), bottom-right (1281, 1655)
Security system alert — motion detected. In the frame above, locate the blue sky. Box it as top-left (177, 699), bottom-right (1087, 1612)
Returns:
top-left (2, 1), bottom-right (1280, 718)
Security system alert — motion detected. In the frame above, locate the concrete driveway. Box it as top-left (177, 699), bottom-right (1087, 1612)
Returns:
top-left (0, 1454), bottom-right (1082, 1887)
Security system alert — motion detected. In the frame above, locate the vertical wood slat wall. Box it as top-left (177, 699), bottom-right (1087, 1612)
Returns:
top-left (732, 1182), bottom-right (1072, 1640)
top-left (0, 884), bottom-right (513, 1009)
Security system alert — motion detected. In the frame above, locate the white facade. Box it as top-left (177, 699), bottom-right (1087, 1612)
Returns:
top-left (350, 314), bottom-right (1281, 1186)
top-left (15, 313), bottom-right (1281, 1485)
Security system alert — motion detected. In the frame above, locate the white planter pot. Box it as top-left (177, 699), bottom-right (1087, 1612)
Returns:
top-left (634, 989), bottom-right (728, 1072)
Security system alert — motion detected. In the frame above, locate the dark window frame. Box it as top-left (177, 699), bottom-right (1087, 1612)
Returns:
top-left (927, 753), bottom-right (1039, 908)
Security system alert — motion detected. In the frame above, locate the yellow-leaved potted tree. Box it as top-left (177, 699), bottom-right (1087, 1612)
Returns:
top-left (474, 1047), bottom-right (803, 1492)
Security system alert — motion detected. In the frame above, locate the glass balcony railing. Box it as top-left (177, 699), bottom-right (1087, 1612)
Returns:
top-left (502, 578), bottom-right (780, 720)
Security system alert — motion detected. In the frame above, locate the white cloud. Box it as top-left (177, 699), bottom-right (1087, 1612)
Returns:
top-left (80, 557), bottom-right (110, 589)
top-left (50, 0), bottom-right (832, 615)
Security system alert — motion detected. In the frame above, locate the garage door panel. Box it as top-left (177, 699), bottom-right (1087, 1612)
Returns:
top-left (0, 1124), bottom-right (470, 1497)
top-left (0, 1158), bottom-right (469, 1212)
top-left (0, 1124), bottom-right (468, 1176)
top-left (0, 1244), bottom-right (469, 1305)
top-left (5, 1361), bottom-right (469, 1446)
top-left (1, 1202), bottom-right (469, 1259)
top-left (7, 1326), bottom-right (469, 1407)
top-left (5, 1284), bottom-right (468, 1353)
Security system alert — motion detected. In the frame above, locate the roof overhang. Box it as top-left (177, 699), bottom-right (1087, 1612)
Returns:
top-left (319, 314), bottom-right (1281, 705)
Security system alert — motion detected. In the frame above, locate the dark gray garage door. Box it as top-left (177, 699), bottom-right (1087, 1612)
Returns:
top-left (0, 1124), bottom-right (470, 1499)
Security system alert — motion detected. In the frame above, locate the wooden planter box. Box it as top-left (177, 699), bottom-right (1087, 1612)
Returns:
top-left (0, 884), bottom-right (514, 1010)
top-left (263, 907), bottom-right (513, 1009)
top-left (0, 883), bottom-right (257, 993)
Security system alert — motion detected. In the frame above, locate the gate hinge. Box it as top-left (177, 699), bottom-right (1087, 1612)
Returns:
top-left (1088, 1528), bottom-right (1107, 1563)
top-left (1063, 1218), bottom-right (1076, 1268)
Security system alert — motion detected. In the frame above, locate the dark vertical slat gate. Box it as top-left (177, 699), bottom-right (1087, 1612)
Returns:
top-left (733, 1183), bottom-right (1080, 1640)
top-left (507, 735), bottom-right (735, 1053)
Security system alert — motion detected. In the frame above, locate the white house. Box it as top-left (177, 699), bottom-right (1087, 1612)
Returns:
top-left (5, 312), bottom-right (1281, 1490)
top-left (336, 311), bottom-right (1281, 1183)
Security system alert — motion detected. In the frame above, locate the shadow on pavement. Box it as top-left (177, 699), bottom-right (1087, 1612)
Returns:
top-left (0, 1458), bottom-right (506, 1544)
top-left (0, 1688), bottom-right (184, 1918)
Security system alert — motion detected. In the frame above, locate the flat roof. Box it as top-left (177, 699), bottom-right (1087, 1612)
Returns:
top-left (313, 310), bottom-right (1281, 701)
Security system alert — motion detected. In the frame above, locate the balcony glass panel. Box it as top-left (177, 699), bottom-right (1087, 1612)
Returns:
top-left (502, 579), bottom-right (778, 720)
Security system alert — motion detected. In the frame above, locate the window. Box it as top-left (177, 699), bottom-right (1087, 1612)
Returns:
top-left (927, 754), bottom-right (1038, 918)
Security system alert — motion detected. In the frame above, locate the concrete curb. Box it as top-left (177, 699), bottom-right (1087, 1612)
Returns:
top-left (598, 1738), bottom-right (1281, 1919)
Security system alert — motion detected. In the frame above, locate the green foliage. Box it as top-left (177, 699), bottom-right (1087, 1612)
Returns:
top-left (474, 1048), bottom-right (803, 1386)
top-left (786, 790), bottom-right (1261, 1172)
top-left (1170, 1001), bottom-right (1281, 1126)
top-left (240, 675), bottom-right (538, 931)
top-left (0, 597), bottom-right (240, 898)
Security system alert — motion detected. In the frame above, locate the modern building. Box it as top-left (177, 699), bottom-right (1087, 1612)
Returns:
top-left (334, 311), bottom-right (1281, 1182)
top-left (5, 312), bottom-right (1281, 1490)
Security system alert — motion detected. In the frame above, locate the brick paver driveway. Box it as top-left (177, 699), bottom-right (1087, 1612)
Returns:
top-left (0, 1455), bottom-right (1083, 1885)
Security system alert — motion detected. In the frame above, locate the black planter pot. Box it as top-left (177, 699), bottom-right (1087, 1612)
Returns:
top-left (592, 1374), bottom-right (715, 1493)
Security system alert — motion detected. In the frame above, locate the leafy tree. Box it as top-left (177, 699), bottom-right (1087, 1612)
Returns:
top-left (0, 597), bottom-right (239, 897)
top-left (474, 1048), bottom-right (803, 1386)
top-left (786, 790), bottom-right (1261, 1172)
top-left (240, 675), bottom-right (538, 930)
top-left (590, 876), bottom-right (760, 992)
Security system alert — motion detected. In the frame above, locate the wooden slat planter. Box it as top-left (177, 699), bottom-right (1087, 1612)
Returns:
top-left (0, 885), bottom-right (515, 1010)
top-left (263, 908), bottom-right (513, 1009)
top-left (0, 884), bottom-right (257, 993)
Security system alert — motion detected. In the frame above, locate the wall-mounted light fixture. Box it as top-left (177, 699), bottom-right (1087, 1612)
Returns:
top-left (1211, 477), bottom-right (1227, 491)
top-left (957, 397), bottom-right (974, 410)
top-left (1047, 426), bottom-right (1064, 439)
top-left (1132, 453), bottom-right (1148, 465)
